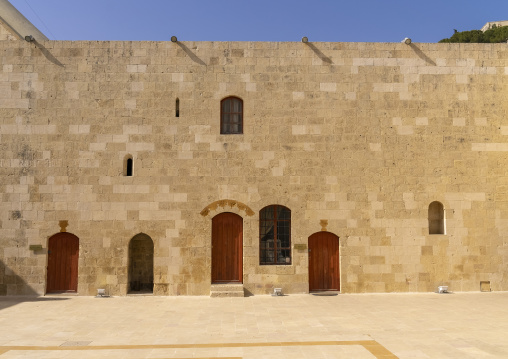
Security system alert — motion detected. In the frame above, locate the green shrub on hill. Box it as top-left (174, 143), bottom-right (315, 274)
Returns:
top-left (439, 25), bottom-right (508, 43)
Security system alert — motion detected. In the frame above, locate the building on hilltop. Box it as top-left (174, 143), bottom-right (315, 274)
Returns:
top-left (1, 4), bottom-right (507, 297)
top-left (481, 20), bottom-right (508, 32)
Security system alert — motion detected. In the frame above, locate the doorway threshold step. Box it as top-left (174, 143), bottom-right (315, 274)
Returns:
top-left (210, 283), bottom-right (244, 297)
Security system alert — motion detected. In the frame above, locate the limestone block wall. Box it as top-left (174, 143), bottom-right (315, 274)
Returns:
top-left (1, 28), bottom-right (508, 295)
top-left (0, 19), bottom-right (16, 41)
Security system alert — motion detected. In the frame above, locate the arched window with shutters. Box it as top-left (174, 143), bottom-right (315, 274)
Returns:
top-left (259, 205), bottom-right (291, 265)
top-left (428, 201), bottom-right (445, 235)
top-left (220, 96), bottom-right (243, 134)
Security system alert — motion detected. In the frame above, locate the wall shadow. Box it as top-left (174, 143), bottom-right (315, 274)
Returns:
top-left (409, 43), bottom-right (436, 66)
top-left (305, 43), bottom-right (333, 64)
top-left (33, 40), bottom-right (65, 67)
top-left (0, 259), bottom-right (68, 311)
top-left (177, 42), bottom-right (206, 65)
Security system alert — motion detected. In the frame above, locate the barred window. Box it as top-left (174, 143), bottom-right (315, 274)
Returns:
top-left (221, 96), bottom-right (243, 134)
top-left (260, 205), bottom-right (291, 265)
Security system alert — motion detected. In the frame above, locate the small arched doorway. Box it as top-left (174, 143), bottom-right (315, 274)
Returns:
top-left (212, 212), bottom-right (243, 283)
top-left (428, 201), bottom-right (445, 234)
top-left (308, 231), bottom-right (340, 292)
top-left (46, 232), bottom-right (79, 293)
top-left (128, 233), bottom-right (154, 293)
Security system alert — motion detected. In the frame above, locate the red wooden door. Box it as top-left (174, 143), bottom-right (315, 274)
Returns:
top-left (47, 233), bottom-right (79, 293)
top-left (212, 213), bottom-right (243, 283)
top-left (309, 232), bottom-right (340, 291)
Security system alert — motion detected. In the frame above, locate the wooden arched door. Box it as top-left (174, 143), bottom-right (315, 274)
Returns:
top-left (308, 232), bottom-right (340, 292)
top-left (212, 212), bottom-right (243, 283)
top-left (46, 232), bottom-right (79, 293)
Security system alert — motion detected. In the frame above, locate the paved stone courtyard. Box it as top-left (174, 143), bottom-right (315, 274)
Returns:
top-left (0, 292), bottom-right (507, 358)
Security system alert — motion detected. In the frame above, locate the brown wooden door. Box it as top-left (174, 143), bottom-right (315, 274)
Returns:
top-left (212, 212), bottom-right (243, 283)
top-left (47, 233), bottom-right (79, 293)
top-left (309, 232), bottom-right (340, 291)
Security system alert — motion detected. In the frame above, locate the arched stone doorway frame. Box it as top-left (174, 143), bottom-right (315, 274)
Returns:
top-left (127, 232), bottom-right (154, 294)
top-left (200, 200), bottom-right (254, 286)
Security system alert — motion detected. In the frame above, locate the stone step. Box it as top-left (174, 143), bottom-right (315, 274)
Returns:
top-left (210, 283), bottom-right (244, 292)
top-left (210, 291), bottom-right (245, 298)
top-left (210, 283), bottom-right (244, 297)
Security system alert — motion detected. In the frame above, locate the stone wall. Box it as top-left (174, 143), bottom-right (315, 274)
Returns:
top-left (0, 19), bottom-right (16, 41)
top-left (1, 23), bottom-right (508, 295)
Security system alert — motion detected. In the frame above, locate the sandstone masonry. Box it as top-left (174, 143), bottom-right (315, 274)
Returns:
top-left (1, 19), bottom-right (508, 296)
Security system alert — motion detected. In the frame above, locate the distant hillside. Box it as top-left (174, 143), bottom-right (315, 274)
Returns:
top-left (439, 25), bottom-right (508, 43)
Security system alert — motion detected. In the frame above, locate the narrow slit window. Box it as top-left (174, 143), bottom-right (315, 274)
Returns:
top-left (176, 98), bottom-right (180, 117)
top-left (125, 156), bottom-right (133, 176)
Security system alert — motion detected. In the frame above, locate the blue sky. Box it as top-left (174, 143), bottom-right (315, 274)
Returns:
top-left (9, 0), bottom-right (508, 43)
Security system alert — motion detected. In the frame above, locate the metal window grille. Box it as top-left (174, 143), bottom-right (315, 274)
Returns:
top-left (260, 205), bottom-right (291, 265)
